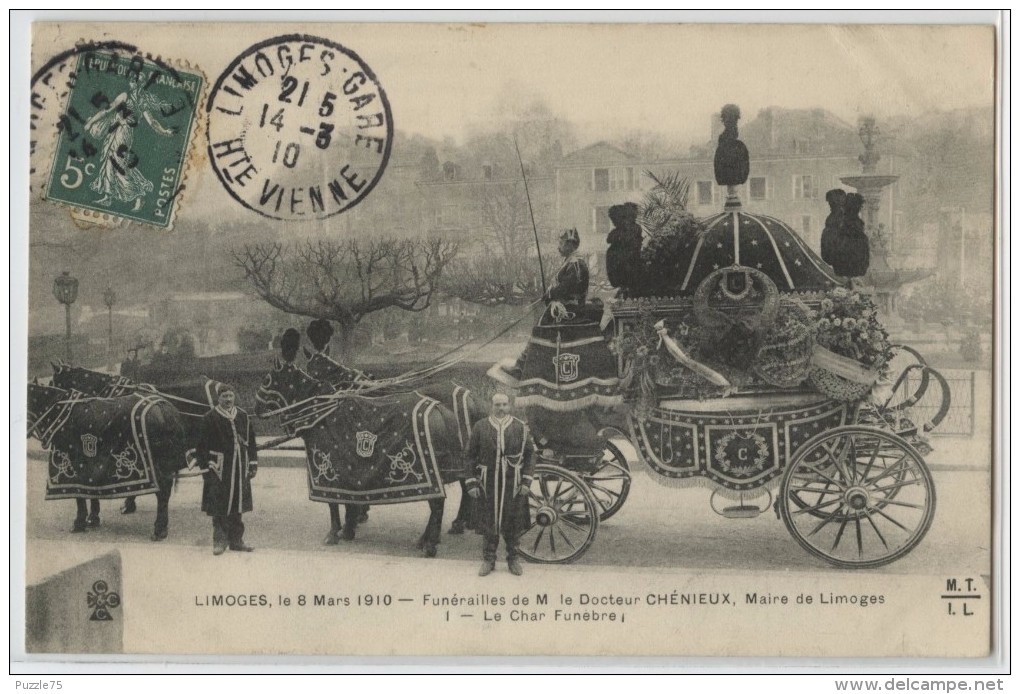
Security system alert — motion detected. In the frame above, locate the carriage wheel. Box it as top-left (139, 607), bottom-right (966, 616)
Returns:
top-left (517, 464), bottom-right (600, 564)
top-left (581, 441), bottom-right (632, 521)
top-left (779, 426), bottom-right (935, 569)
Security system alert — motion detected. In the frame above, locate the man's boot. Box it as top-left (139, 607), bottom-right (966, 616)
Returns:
top-left (213, 519), bottom-right (228, 555)
top-left (478, 560), bottom-right (496, 577)
top-left (508, 557), bottom-right (524, 576)
top-left (228, 517), bottom-right (253, 551)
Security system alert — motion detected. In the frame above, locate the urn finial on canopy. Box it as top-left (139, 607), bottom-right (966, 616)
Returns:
top-left (714, 104), bottom-right (750, 210)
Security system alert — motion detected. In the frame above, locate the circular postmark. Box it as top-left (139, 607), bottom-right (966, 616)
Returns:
top-left (206, 35), bottom-right (393, 222)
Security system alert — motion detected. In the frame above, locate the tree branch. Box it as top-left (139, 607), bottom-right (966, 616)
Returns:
top-left (234, 237), bottom-right (459, 330)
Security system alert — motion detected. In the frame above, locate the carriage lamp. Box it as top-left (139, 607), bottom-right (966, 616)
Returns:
top-left (53, 271), bottom-right (79, 362)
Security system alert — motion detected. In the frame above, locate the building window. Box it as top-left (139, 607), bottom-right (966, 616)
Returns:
top-left (802, 215), bottom-right (813, 235)
top-left (697, 181), bottom-right (714, 206)
top-left (749, 177), bottom-right (767, 201)
top-left (442, 162), bottom-right (459, 181)
top-left (593, 168), bottom-right (610, 192)
top-left (436, 205), bottom-right (459, 227)
top-left (593, 206), bottom-right (612, 235)
top-left (482, 164), bottom-right (493, 180)
top-left (793, 174), bottom-right (817, 200)
top-left (609, 167), bottom-right (635, 191)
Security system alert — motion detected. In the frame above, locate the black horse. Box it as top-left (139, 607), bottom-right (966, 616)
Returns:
top-left (303, 345), bottom-right (483, 541)
top-left (50, 362), bottom-right (227, 517)
top-left (51, 361), bottom-right (220, 418)
top-left (256, 351), bottom-right (467, 558)
top-left (27, 382), bottom-right (188, 540)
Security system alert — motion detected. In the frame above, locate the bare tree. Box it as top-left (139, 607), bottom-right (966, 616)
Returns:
top-left (447, 251), bottom-right (546, 307)
top-left (443, 180), bottom-right (554, 306)
top-left (233, 238), bottom-right (459, 351)
top-left (478, 181), bottom-right (532, 257)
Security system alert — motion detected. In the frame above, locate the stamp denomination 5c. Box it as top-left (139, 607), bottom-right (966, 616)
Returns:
top-left (43, 49), bottom-right (204, 229)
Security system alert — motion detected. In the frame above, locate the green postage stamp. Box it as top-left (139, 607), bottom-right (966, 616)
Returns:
top-left (44, 50), bottom-right (204, 228)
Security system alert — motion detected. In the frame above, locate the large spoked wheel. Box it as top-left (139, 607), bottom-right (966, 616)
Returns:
top-left (779, 426), bottom-right (936, 569)
top-left (581, 441), bottom-right (632, 521)
top-left (517, 464), bottom-right (600, 564)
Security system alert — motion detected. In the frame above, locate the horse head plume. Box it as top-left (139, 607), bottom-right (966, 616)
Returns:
top-left (280, 328), bottom-right (301, 363)
top-left (307, 319), bottom-right (334, 352)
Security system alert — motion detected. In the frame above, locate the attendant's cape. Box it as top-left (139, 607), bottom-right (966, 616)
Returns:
top-left (464, 416), bottom-right (536, 534)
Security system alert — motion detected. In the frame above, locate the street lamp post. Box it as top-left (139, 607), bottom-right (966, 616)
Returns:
top-left (53, 271), bottom-right (79, 362)
top-left (103, 284), bottom-right (116, 368)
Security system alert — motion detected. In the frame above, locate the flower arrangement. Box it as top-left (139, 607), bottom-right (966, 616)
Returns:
top-left (813, 287), bottom-right (893, 373)
top-left (610, 309), bottom-right (738, 414)
top-left (809, 287), bottom-right (893, 401)
top-left (753, 298), bottom-right (815, 388)
top-left (636, 171), bottom-right (706, 297)
top-left (611, 286), bottom-right (895, 406)
top-left (608, 307), bottom-right (662, 417)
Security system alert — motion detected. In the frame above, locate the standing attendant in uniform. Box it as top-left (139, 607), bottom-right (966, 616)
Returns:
top-left (194, 383), bottom-right (258, 555)
top-left (465, 393), bottom-right (536, 577)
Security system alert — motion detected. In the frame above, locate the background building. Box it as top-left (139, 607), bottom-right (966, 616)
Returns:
top-left (553, 108), bottom-right (903, 259)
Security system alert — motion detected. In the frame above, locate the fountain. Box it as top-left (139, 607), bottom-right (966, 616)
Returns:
top-left (840, 117), bottom-right (932, 315)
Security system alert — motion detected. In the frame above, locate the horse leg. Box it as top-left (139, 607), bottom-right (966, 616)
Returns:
top-left (341, 505), bottom-right (359, 541)
top-left (151, 485), bottom-right (171, 542)
top-left (420, 498), bottom-right (444, 558)
top-left (324, 503), bottom-right (342, 545)
top-left (71, 499), bottom-right (87, 533)
top-left (358, 505), bottom-right (370, 524)
top-left (86, 499), bottom-right (101, 528)
top-left (121, 496), bottom-right (137, 515)
top-left (448, 480), bottom-right (472, 534)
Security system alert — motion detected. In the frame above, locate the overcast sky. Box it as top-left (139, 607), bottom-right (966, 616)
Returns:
top-left (343, 23), bottom-right (994, 144)
top-left (29, 22), bottom-right (995, 230)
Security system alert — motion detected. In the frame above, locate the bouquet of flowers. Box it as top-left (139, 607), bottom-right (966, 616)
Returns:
top-left (610, 309), bottom-right (735, 417)
top-left (637, 171), bottom-right (706, 297)
top-left (810, 287), bottom-right (893, 401)
top-left (608, 307), bottom-right (662, 418)
top-left (753, 298), bottom-right (815, 388)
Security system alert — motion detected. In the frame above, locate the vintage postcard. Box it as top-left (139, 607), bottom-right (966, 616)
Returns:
top-left (19, 20), bottom-right (999, 661)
